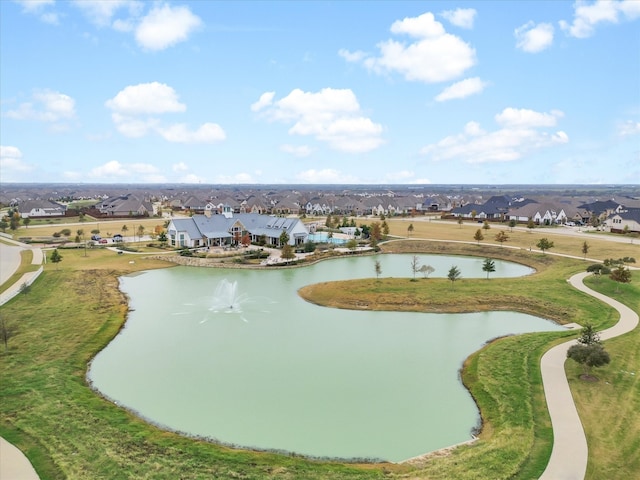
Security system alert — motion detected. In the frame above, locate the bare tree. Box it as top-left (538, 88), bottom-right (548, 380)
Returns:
top-left (411, 255), bottom-right (420, 281)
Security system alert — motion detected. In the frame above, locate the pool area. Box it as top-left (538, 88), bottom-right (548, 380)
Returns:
top-left (307, 232), bottom-right (349, 244)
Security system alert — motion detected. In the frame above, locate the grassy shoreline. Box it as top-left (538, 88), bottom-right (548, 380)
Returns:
top-left (1, 230), bottom-right (638, 479)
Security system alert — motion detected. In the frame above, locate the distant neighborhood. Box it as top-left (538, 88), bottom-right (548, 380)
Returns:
top-left (2, 185), bottom-right (640, 238)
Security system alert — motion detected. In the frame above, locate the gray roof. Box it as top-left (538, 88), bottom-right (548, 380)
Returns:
top-left (171, 218), bottom-right (207, 240)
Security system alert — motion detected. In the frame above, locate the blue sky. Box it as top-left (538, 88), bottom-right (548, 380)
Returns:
top-left (1, 0), bottom-right (639, 185)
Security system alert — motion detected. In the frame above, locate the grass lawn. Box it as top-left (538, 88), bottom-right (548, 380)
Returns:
top-left (1, 221), bottom-right (638, 479)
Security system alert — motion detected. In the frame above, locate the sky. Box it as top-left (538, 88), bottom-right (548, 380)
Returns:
top-left (1, 0), bottom-right (639, 185)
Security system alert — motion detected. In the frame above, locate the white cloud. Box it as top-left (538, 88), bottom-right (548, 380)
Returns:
top-left (179, 173), bottom-right (205, 183)
top-left (385, 170), bottom-right (416, 182)
top-left (15, 0), bottom-right (54, 13)
top-left (213, 173), bottom-right (257, 184)
top-left (295, 169), bottom-right (359, 183)
top-left (72, 0), bottom-right (135, 27)
top-left (344, 12), bottom-right (476, 83)
top-left (135, 3), bottom-right (202, 51)
top-left (0, 145), bottom-right (33, 173)
top-left (89, 160), bottom-right (129, 178)
top-left (5, 89), bottom-right (76, 123)
top-left (157, 123), bottom-right (226, 143)
top-left (110, 113), bottom-right (158, 138)
top-left (105, 82), bottom-right (226, 143)
top-left (440, 8), bottom-right (477, 29)
top-left (250, 91), bottom-right (275, 112)
top-left (254, 88), bottom-right (384, 153)
top-left (560, 0), bottom-right (640, 38)
top-left (515, 21), bottom-right (554, 53)
top-left (618, 120), bottom-right (640, 136)
top-left (495, 107), bottom-right (564, 127)
top-left (280, 144), bottom-right (312, 157)
top-left (435, 77), bottom-right (487, 101)
top-left (421, 107), bottom-right (569, 163)
top-left (338, 48), bottom-right (367, 62)
top-left (88, 160), bottom-right (166, 182)
top-left (105, 82), bottom-right (186, 115)
top-left (173, 161), bottom-right (189, 172)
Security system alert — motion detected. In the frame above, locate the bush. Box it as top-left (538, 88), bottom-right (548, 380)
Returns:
top-left (586, 264), bottom-right (611, 275)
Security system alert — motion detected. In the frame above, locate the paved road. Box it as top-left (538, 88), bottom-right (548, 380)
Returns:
top-left (0, 242), bottom-right (24, 285)
top-left (539, 271), bottom-right (639, 480)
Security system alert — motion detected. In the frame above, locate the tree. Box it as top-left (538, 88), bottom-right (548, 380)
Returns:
top-left (482, 220), bottom-right (491, 231)
top-left (280, 243), bottom-right (295, 263)
top-left (527, 218), bottom-right (535, 232)
top-left (158, 231), bottom-right (168, 244)
top-left (567, 343), bottom-right (610, 378)
top-left (410, 255), bottom-right (420, 281)
top-left (474, 229), bottom-right (484, 245)
top-left (482, 258), bottom-right (496, 279)
top-left (536, 237), bottom-right (554, 253)
top-left (370, 222), bottom-right (382, 241)
top-left (23, 217), bottom-right (31, 228)
top-left (374, 260), bottom-right (382, 280)
top-left (610, 265), bottom-right (632, 291)
top-left (581, 241), bottom-right (590, 259)
top-left (279, 230), bottom-right (290, 247)
top-left (458, 217), bottom-right (463, 228)
top-left (346, 238), bottom-right (357, 251)
top-left (0, 218), bottom-right (8, 232)
top-left (508, 219), bottom-right (517, 232)
top-left (0, 315), bottom-right (14, 351)
top-left (121, 224), bottom-right (129, 241)
top-left (586, 263), bottom-right (610, 281)
top-left (494, 231), bottom-right (509, 247)
top-left (381, 220), bottom-right (389, 236)
top-left (447, 265), bottom-right (461, 287)
top-left (407, 223), bottom-right (414, 237)
top-left (325, 214), bottom-right (333, 228)
top-left (419, 264), bottom-right (435, 278)
top-left (10, 212), bottom-right (21, 230)
top-left (50, 249), bottom-right (62, 265)
top-left (137, 225), bottom-right (145, 241)
top-left (577, 323), bottom-right (600, 346)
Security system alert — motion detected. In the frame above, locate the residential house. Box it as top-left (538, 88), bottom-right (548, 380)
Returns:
top-left (508, 202), bottom-right (567, 225)
top-left (95, 194), bottom-right (153, 216)
top-left (604, 208), bottom-right (640, 234)
top-left (18, 200), bottom-right (67, 218)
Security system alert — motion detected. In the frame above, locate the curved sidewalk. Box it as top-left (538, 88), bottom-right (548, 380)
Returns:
top-left (539, 271), bottom-right (639, 480)
top-left (0, 437), bottom-right (40, 480)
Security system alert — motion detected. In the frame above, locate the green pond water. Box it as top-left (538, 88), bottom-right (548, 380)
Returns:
top-left (88, 254), bottom-right (563, 462)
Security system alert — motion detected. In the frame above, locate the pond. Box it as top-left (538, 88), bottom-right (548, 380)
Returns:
top-left (88, 254), bottom-right (562, 462)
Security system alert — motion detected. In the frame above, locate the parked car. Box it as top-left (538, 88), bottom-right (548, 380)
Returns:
top-left (112, 234), bottom-right (123, 242)
top-left (91, 235), bottom-right (101, 241)
top-left (99, 239), bottom-right (108, 244)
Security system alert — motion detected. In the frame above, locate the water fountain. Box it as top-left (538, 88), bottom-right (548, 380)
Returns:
top-left (206, 279), bottom-right (250, 321)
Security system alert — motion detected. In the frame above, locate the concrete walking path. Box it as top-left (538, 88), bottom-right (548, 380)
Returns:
top-left (0, 437), bottom-right (40, 480)
top-left (539, 271), bottom-right (639, 480)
